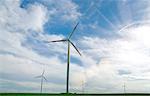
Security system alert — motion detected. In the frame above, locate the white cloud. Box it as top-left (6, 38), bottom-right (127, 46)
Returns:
top-left (0, 0), bottom-right (48, 32)
top-left (52, 0), bottom-right (81, 22)
top-left (78, 23), bottom-right (150, 93)
top-left (37, 0), bottom-right (81, 22)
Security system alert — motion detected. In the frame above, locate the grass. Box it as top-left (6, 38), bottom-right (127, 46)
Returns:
top-left (0, 93), bottom-right (150, 96)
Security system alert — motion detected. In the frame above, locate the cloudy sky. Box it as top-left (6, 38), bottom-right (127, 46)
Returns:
top-left (0, 0), bottom-right (150, 93)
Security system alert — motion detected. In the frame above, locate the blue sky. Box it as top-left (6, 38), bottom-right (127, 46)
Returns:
top-left (0, 0), bottom-right (150, 93)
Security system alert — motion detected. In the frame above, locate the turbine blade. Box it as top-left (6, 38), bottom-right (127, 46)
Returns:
top-left (69, 41), bottom-right (81, 56)
top-left (43, 76), bottom-right (47, 81)
top-left (45, 39), bottom-right (67, 43)
top-left (42, 41), bottom-right (50, 43)
top-left (35, 75), bottom-right (42, 78)
top-left (68, 22), bottom-right (79, 39)
top-left (42, 70), bottom-right (45, 75)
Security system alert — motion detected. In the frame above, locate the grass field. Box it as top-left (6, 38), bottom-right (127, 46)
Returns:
top-left (0, 93), bottom-right (150, 96)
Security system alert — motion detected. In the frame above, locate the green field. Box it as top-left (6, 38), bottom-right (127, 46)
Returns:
top-left (0, 93), bottom-right (150, 96)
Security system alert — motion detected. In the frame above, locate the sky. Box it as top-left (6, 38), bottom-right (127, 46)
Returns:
top-left (0, 0), bottom-right (150, 93)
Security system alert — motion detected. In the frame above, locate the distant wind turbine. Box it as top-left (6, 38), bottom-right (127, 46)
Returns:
top-left (123, 82), bottom-right (126, 94)
top-left (45, 22), bottom-right (81, 93)
top-left (81, 70), bottom-right (87, 93)
top-left (81, 78), bottom-right (85, 93)
top-left (35, 70), bottom-right (47, 93)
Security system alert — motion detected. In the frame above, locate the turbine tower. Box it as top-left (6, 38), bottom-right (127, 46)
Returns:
top-left (123, 82), bottom-right (126, 93)
top-left (81, 77), bottom-right (85, 93)
top-left (46, 22), bottom-right (81, 93)
top-left (35, 70), bottom-right (47, 93)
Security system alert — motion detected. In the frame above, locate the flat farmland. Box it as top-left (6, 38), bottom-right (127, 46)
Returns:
top-left (0, 93), bottom-right (150, 96)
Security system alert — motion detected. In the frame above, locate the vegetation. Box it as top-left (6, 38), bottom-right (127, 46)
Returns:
top-left (0, 93), bottom-right (150, 96)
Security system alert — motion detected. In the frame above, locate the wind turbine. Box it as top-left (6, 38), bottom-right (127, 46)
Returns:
top-left (35, 70), bottom-right (47, 93)
top-left (123, 82), bottom-right (126, 94)
top-left (45, 22), bottom-right (81, 93)
top-left (81, 70), bottom-right (87, 93)
top-left (81, 77), bottom-right (85, 93)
